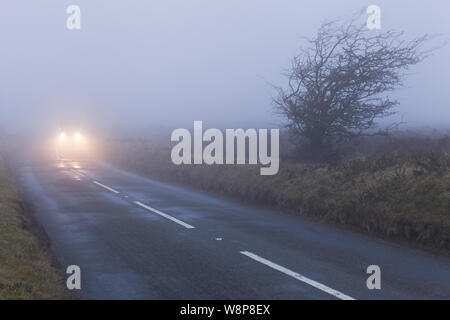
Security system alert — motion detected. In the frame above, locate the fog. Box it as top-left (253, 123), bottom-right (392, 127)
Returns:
top-left (1, 0), bottom-right (449, 135)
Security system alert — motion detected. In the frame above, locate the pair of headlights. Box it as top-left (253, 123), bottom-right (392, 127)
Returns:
top-left (59, 132), bottom-right (83, 142)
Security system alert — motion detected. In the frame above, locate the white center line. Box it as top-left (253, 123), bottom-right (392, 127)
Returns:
top-left (93, 181), bottom-right (120, 194)
top-left (240, 251), bottom-right (355, 300)
top-left (134, 201), bottom-right (195, 229)
top-left (71, 169), bottom-right (86, 177)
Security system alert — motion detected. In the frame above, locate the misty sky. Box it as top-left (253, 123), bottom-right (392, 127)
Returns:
top-left (1, 1), bottom-right (449, 134)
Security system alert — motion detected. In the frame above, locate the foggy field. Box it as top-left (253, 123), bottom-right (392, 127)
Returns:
top-left (102, 133), bottom-right (450, 253)
top-left (0, 152), bottom-right (67, 299)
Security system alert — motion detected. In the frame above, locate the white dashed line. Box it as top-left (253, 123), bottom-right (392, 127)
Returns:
top-left (134, 201), bottom-right (195, 229)
top-left (240, 251), bottom-right (355, 300)
top-left (93, 181), bottom-right (120, 194)
top-left (71, 169), bottom-right (86, 177)
top-left (83, 175), bottom-right (353, 300)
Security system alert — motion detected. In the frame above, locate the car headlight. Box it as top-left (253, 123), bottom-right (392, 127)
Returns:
top-left (59, 132), bottom-right (66, 141)
top-left (74, 132), bottom-right (82, 141)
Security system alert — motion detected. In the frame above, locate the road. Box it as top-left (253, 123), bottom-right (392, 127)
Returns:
top-left (13, 154), bottom-right (450, 299)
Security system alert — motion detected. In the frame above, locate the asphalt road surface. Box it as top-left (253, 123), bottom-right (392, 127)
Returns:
top-left (13, 154), bottom-right (450, 299)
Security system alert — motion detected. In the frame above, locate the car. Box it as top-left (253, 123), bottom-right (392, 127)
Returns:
top-left (55, 128), bottom-right (90, 159)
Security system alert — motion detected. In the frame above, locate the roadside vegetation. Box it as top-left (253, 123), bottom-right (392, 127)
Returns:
top-left (0, 151), bottom-right (68, 299)
top-left (103, 17), bottom-right (449, 252)
top-left (97, 17), bottom-right (450, 252)
top-left (101, 132), bottom-right (450, 253)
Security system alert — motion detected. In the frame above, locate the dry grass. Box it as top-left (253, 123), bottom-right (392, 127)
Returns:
top-left (0, 153), bottom-right (68, 299)
top-left (102, 139), bottom-right (450, 252)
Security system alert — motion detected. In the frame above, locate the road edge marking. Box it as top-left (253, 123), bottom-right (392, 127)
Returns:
top-left (240, 251), bottom-right (355, 300)
top-left (134, 201), bottom-right (195, 229)
top-left (93, 181), bottom-right (120, 194)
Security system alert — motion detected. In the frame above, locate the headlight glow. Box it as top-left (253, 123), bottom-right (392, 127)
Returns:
top-left (74, 132), bottom-right (82, 141)
top-left (59, 132), bottom-right (66, 141)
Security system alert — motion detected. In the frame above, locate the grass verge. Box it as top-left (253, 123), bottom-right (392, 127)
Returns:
top-left (0, 153), bottom-right (68, 299)
top-left (102, 139), bottom-right (450, 253)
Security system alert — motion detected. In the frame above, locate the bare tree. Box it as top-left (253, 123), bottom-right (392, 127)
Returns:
top-left (274, 17), bottom-right (432, 156)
